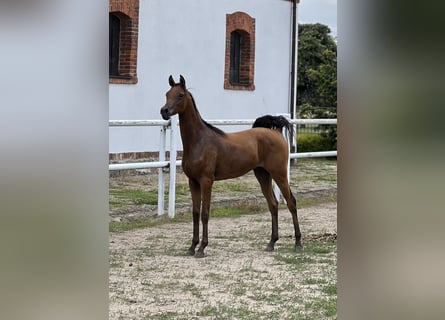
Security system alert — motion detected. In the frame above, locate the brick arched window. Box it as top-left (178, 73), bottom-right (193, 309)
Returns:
top-left (229, 30), bottom-right (252, 86)
top-left (224, 12), bottom-right (255, 91)
top-left (109, 13), bottom-right (121, 77)
top-left (109, 0), bottom-right (139, 84)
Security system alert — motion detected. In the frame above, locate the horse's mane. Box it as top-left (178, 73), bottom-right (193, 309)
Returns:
top-left (188, 91), bottom-right (226, 136)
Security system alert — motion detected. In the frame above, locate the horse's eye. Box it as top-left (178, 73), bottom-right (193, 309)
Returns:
top-left (178, 93), bottom-right (184, 99)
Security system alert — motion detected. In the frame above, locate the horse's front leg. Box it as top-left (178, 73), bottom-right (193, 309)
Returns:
top-left (195, 177), bottom-right (213, 258)
top-left (187, 178), bottom-right (201, 256)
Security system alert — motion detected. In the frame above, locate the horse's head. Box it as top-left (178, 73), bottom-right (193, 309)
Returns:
top-left (161, 75), bottom-right (188, 120)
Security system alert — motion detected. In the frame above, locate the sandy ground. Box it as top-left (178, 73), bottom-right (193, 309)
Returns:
top-left (109, 201), bottom-right (336, 319)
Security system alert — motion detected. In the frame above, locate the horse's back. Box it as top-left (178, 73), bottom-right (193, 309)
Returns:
top-left (227, 127), bottom-right (289, 163)
top-left (228, 127), bottom-right (288, 150)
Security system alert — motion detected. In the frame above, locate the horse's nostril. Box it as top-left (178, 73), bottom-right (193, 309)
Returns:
top-left (161, 108), bottom-right (170, 120)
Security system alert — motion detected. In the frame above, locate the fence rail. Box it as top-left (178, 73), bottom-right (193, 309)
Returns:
top-left (109, 116), bottom-right (337, 217)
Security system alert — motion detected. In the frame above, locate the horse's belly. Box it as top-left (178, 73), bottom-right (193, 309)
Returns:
top-left (214, 158), bottom-right (257, 181)
top-left (214, 168), bottom-right (252, 181)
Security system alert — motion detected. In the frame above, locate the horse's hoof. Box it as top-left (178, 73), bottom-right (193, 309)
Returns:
top-left (194, 251), bottom-right (205, 258)
top-left (186, 249), bottom-right (195, 256)
top-left (295, 243), bottom-right (303, 251)
top-left (265, 244), bottom-right (275, 252)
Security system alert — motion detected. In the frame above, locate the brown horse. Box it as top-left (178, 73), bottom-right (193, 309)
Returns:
top-left (160, 75), bottom-right (302, 258)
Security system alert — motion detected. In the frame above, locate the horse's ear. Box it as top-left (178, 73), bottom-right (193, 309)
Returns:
top-left (168, 75), bottom-right (175, 87)
top-left (179, 75), bottom-right (186, 89)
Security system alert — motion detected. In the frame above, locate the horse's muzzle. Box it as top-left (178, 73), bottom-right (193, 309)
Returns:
top-left (160, 106), bottom-right (171, 120)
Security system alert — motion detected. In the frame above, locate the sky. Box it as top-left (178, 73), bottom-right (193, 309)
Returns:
top-left (299, 0), bottom-right (337, 37)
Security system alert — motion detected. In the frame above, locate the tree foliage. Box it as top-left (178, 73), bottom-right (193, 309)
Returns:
top-left (297, 23), bottom-right (337, 112)
top-left (297, 24), bottom-right (337, 150)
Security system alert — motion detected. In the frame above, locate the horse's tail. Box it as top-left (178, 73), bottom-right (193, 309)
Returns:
top-left (252, 115), bottom-right (293, 140)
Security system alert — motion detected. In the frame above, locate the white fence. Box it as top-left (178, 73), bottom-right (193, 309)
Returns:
top-left (109, 116), bottom-right (337, 218)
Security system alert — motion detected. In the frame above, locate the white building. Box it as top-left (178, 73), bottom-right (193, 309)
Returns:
top-left (109, 0), bottom-right (299, 158)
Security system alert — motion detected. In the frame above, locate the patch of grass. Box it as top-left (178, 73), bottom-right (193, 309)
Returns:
top-left (305, 297), bottom-right (337, 318)
top-left (211, 205), bottom-right (266, 218)
top-left (304, 241), bottom-right (334, 254)
top-left (251, 290), bottom-right (285, 305)
top-left (109, 249), bottom-right (123, 268)
top-left (144, 312), bottom-right (187, 320)
top-left (110, 219), bottom-right (160, 232)
top-left (274, 252), bottom-right (317, 268)
top-left (198, 305), bottom-right (218, 317)
top-left (304, 278), bottom-right (327, 285)
top-left (297, 194), bottom-right (336, 208)
top-left (323, 284), bottom-right (337, 296)
top-left (109, 187), bottom-right (159, 207)
top-left (313, 174), bottom-right (337, 182)
top-left (273, 241), bottom-right (336, 272)
top-left (231, 283), bottom-right (247, 296)
top-left (198, 305), bottom-right (254, 319)
top-left (205, 272), bottom-right (225, 282)
top-left (174, 183), bottom-right (190, 196)
top-left (213, 180), bottom-right (252, 193)
top-left (297, 157), bottom-right (337, 164)
top-left (109, 213), bottom-right (194, 232)
top-left (183, 282), bottom-right (202, 298)
top-left (109, 199), bottom-right (127, 209)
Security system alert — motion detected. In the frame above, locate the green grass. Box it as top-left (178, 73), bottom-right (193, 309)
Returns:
top-left (323, 284), bottom-right (337, 295)
top-left (109, 187), bottom-right (159, 209)
top-left (273, 241), bottom-right (336, 271)
top-left (211, 205), bottom-right (266, 218)
top-left (213, 180), bottom-right (253, 193)
top-left (305, 298), bottom-right (337, 318)
top-left (109, 214), bottom-right (192, 232)
top-left (304, 278), bottom-right (327, 285)
top-left (198, 305), bottom-right (254, 319)
top-left (109, 250), bottom-right (123, 268)
top-left (183, 282), bottom-right (202, 298)
top-left (297, 194), bottom-right (336, 207)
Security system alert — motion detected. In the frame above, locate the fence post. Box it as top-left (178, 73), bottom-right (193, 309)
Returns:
top-left (157, 125), bottom-right (167, 216)
top-left (168, 115), bottom-right (178, 218)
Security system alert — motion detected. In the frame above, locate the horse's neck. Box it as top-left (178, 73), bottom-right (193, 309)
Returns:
top-left (178, 99), bottom-right (208, 150)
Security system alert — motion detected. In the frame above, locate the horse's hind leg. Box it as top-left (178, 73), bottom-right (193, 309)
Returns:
top-left (272, 175), bottom-right (303, 250)
top-left (187, 178), bottom-right (201, 256)
top-left (254, 167), bottom-right (279, 251)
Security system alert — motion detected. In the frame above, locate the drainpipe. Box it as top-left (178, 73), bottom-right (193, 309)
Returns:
top-left (289, 0), bottom-right (299, 152)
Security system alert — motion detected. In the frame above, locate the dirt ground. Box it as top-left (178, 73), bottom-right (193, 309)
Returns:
top-left (109, 159), bottom-right (337, 319)
top-left (109, 202), bottom-right (336, 319)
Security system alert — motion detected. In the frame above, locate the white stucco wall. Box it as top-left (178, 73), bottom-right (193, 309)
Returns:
top-left (109, 0), bottom-right (294, 153)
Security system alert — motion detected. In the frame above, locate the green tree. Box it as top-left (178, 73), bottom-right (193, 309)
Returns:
top-left (307, 49), bottom-right (337, 110)
top-left (297, 23), bottom-right (337, 111)
top-left (297, 24), bottom-right (337, 150)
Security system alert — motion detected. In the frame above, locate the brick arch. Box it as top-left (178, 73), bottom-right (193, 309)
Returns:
top-left (224, 12), bottom-right (255, 90)
top-left (226, 11), bottom-right (255, 35)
